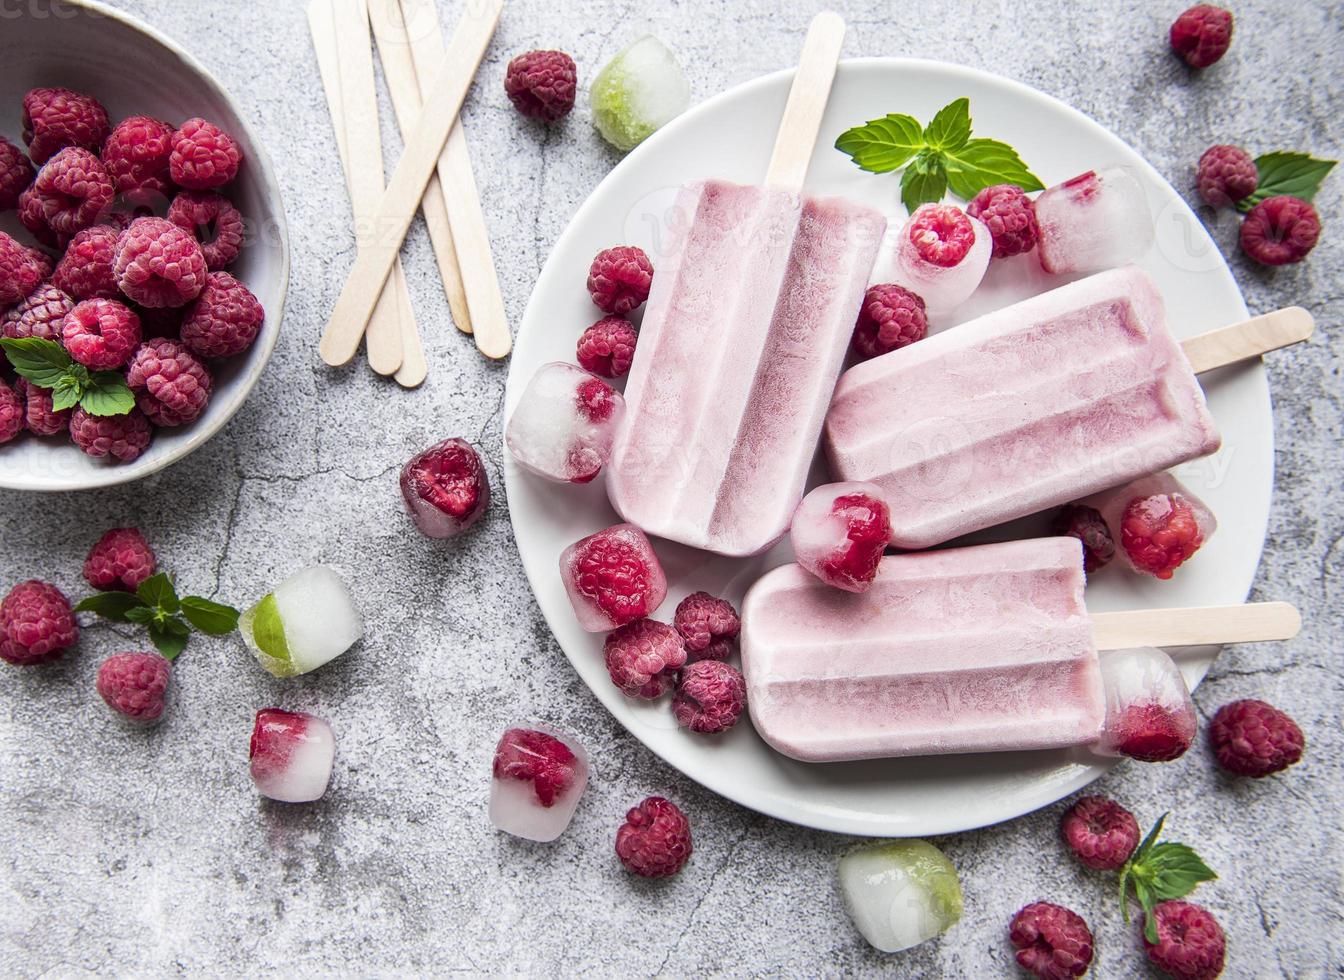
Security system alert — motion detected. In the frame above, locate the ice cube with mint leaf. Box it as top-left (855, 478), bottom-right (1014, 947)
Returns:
top-left (591, 35), bottom-right (690, 152)
top-left (239, 565), bottom-right (364, 677)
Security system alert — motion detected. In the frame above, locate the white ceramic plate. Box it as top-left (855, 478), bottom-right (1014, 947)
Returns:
top-left (505, 58), bottom-right (1269, 837)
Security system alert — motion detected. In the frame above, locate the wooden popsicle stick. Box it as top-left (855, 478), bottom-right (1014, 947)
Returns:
top-left (368, 0), bottom-right (473, 336)
top-left (1181, 306), bottom-right (1314, 374)
top-left (391, 260), bottom-right (428, 387)
top-left (319, 0), bottom-right (502, 367)
top-left (764, 11), bottom-right (847, 192)
top-left (1091, 601), bottom-right (1301, 651)
top-left (398, 0), bottom-right (511, 360)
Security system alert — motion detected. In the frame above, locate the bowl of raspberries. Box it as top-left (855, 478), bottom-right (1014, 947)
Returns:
top-left (0, 0), bottom-right (288, 491)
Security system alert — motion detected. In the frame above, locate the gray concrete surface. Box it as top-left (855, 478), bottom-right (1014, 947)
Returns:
top-left (2, 0), bottom-right (1341, 975)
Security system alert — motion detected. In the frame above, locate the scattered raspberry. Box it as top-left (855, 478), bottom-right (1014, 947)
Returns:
top-left (576, 315), bottom-right (638, 377)
top-left (2, 283), bottom-right (75, 341)
top-left (1169, 5), bottom-right (1234, 69)
top-left (169, 118), bottom-right (242, 189)
top-left (604, 618), bottom-right (687, 698)
top-left (125, 338), bottom-right (212, 426)
top-left (1143, 900), bottom-right (1226, 980)
top-left (167, 190), bottom-right (245, 270)
top-left (1052, 504), bottom-right (1116, 573)
top-left (17, 185), bottom-right (61, 249)
top-left (672, 591), bottom-right (739, 663)
top-left (851, 283), bottom-right (927, 360)
top-left (15, 377), bottom-right (72, 437)
top-left (968, 183), bottom-right (1040, 257)
top-left (21, 87), bottom-right (110, 165)
top-left (907, 204), bottom-right (977, 267)
top-left (179, 271), bottom-right (263, 357)
top-left (400, 437), bottom-right (490, 537)
top-left (571, 529), bottom-right (662, 628)
top-left (83, 527), bottom-right (157, 591)
top-left (30, 147), bottom-right (114, 237)
top-left (0, 136), bottom-right (35, 211)
top-left (1060, 795), bottom-right (1140, 870)
top-left (95, 651), bottom-right (170, 722)
top-left (504, 50), bottom-right (578, 122)
top-left (1111, 702), bottom-right (1195, 762)
top-left (0, 379), bottom-right (24, 444)
top-left (51, 224), bottom-right (121, 300)
top-left (1008, 902), bottom-right (1094, 980)
top-left (114, 217), bottom-right (208, 308)
top-left (492, 728), bottom-right (579, 806)
top-left (62, 298), bottom-right (142, 370)
top-left (1120, 493), bottom-right (1204, 579)
top-left (69, 406), bottom-right (152, 462)
top-left (0, 579), bottom-right (78, 666)
top-left (587, 245), bottom-right (654, 315)
top-left (1195, 145), bottom-right (1257, 208)
top-left (0, 231), bottom-right (48, 306)
top-left (673, 660), bottom-right (747, 733)
top-left (101, 115), bottom-right (176, 204)
top-left (1208, 699), bottom-right (1304, 777)
top-left (1239, 195), bottom-right (1321, 266)
top-left (820, 492), bottom-right (893, 592)
top-left (615, 796), bottom-right (692, 877)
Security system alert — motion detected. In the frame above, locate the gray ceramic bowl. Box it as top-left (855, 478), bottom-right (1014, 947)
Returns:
top-left (0, 0), bottom-right (288, 491)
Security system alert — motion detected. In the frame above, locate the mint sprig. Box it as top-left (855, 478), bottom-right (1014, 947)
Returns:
top-left (0, 337), bottom-right (135, 417)
top-left (1235, 151), bottom-right (1336, 212)
top-left (74, 572), bottom-right (240, 660)
top-left (835, 98), bottom-right (1044, 211)
top-left (1118, 813), bottom-right (1218, 943)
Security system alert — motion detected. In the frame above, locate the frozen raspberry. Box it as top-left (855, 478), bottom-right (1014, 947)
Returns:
top-left (17, 185), bottom-right (61, 249)
top-left (1119, 493), bottom-right (1205, 579)
top-left (21, 87), bottom-right (110, 165)
top-left (851, 283), bottom-right (927, 360)
top-left (968, 183), bottom-right (1040, 258)
top-left (96, 651), bottom-right (171, 723)
top-left (179, 271), bottom-right (263, 357)
top-left (0, 232), bottom-right (48, 307)
top-left (1240, 195), bottom-right (1321, 266)
top-left (569, 527), bottom-right (665, 629)
top-left (1170, 5), bottom-right (1234, 69)
top-left (30, 147), bottom-right (114, 237)
top-left (575, 375), bottom-right (617, 427)
top-left (492, 728), bottom-right (578, 806)
top-left (821, 492), bottom-right (893, 592)
top-left (0, 136), bottom-right (35, 211)
top-left (169, 118), bottom-right (242, 189)
top-left (167, 190), bottom-right (245, 270)
top-left (2, 283), bottom-right (74, 341)
top-left (1143, 900), bottom-right (1226, 980)
top-left (1208, 699), bottom-right (1304, 777)
top-left (576, 315), bottom-right (638, 377)
top-left (1112, 702), bottom-right (1195, 762)
top-left (51, 224), bottom-right (121, 300)
top-left (672, 591), bottom-right (740, 663)
top-left (1060, 795), bottom-right (1140, 870)
top-left (0, 379), bottom-right (23, 444)
top-left (0, 580), bottom-right (78, 666)
top-left (504, 49), bottom-right (578, 122)
top-left (615, 796), bottom-right (692, 878)
top-left (673, 660), bottom-right (747, 734)
top-left (114, 217), bottom-right (208, 308)
top-left (83, 527), bottom-right (157, 591)
top-left (587, 246), bottom-right (653, 315)
top-left (907, 203), bottom-right (976, 267)
top-left (69, 406), bottom-right (152, 462)
top-left (604, 618), bottom-right (687, 698)
top-left (62, 298), bottom-right (142, 370)
top-left (125, 338), bottom-right (212, 426)
top-left (400, 437), bottom-right (490, 538)
top-left (1195, 145), bottom-right (1257, 208)
top-left (15, 378), bottom-right (72, 437)
top-left (101, 115), bottom-right (176, 204)
top-left (1052, 504), bottom-right (1116, 573)
top-left (1009, 902), bottom-right (1094, 980)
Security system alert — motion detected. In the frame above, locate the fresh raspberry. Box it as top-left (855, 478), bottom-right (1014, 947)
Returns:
top-left (1143, 901), bottom-right (1226, 980)
top-left (587, 246), bottom-right (653, 315)
top-left (615, 796), bottom-right (692, 878)
top-left (0, 136), bottom-right (36, 211)
top-left (114, 217), bottom-right (208, 308)
top-left (27, 246), bottom-right (54, 283)
top-left (169, 118), bottom-right (242, 189)
top-left (1008, 902), bottom-right (1094, 980)
top-left (0, 231), bottom-right (48, 306)
top-left (167, 190), bottom-right (245, 270)
top-left (672, 591), bottom-right (740, 663)
top-left (400, 437), bottom-right (490, 538)
top-left (820, 492), bottom-right (893, 592)
top-left (673, 660), bottom-right (747, 733)
top-left (21, 87), bottom-right (110, 165)
top-left (30, 147), bottom-right (114, 237)
top-left (1208, 699), bottom-right (1304, 777)
top-left (51, 224), bottom-right (121, 300)
top-left (1239, 195), bottom-right (1321, 266)
top-left (1169, 5), bottom-right (1234, 69)
top-left (0, 579), bottom-right (78, 666)
top-left (69, 406), bottom-right (152, 462)
top-left (1111, 702), bottom-right (1195, 762)
top-left (967, 183), bottom-right (1040, 257)
top-left (1060, 795), bottom-right (1140, 870)
top-left (0, 379), bottom-right (23, 444)
top-left (1052, 504), bottom-right (1116, 573)
top-left (15, 378), bottom-right (72, 437)
top-left (83, 527), bottom-right (157, 591)
top-left (504, 50), bottom-right (578, 122)
top-left (571, 528), bottom-right (663, 629)
top-left (492, 728), bottom-right (579, 806)
top-left (95, 651), bottom-right (171, 723)
top-left (125, 338), bottom-right (212, 426)
top-left (851, 283), bottom-right (927, 360)
top-left (17, 185), bottom-right (61, 249)
top-left (576, 315), bottom-right (638, 377)
top-left (1195, 145), bottom-right (1257, 208)
top-left (62, 298), bottom-right (142, 370)
top-left (907, 204), bottom-right (976, 267)
top-left (179, 271), bottom-right (263, 357)
top-left (1119, 493), bottom-right (1205, 579)
top-left (101, 115), bottom-right (176, 204)
top-left (2, 283), bottom-right (74, 342)
top-left (603, 618), bottom-right (687, 698)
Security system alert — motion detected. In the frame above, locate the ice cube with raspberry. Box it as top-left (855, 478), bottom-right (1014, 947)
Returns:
top-left (790, 482), bottom-right (892, 593)
top-left (490, 725), bottom-right (590, 842)
top-left (559, 523), bottom-right (667, 632)
top-left (888, 203), bottom-right (991, 317)
top-left (238, 566), bottom-right (364, 677)
top-left (399, 438), bottom-right (490, 539)
top-left (1093, 647), bottom-right (1197, 763)
top-left (1035, 167), bottom-right (1155, 275)
top-left (1084, 472), bottom-right (1216, 580)
top-left (250, 708), bottom-right (335, 803)
top-left (838, 839), bottom-right (964, 953)
top-left (506, 362), bottom-right (625, 484)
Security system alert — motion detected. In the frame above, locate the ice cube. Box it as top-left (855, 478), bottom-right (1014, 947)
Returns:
top-left (559, 523), bottom-right (667, 631)
top-left (1035, 167), bottom-right (1154, 275)
top-left (890, 203), bottom-right (991, 318)
top-left (250, 708), bottom-right (335, 803)
top-left (506, 362), bottom-right (625, 484)
top-left (838, 840), bottom-right (964, 953)
top-left (238, 566), bottom-right (364, 677)
top-left (590, 35), bottom-right (690, 151)
top-left (1083, 472), bottom-right (1216, 579)
top-left (1093, 647), bottom-right (1196, 762)
top-left (790, 481), bottom-right (892, 593)
top-left (400, 437), bottom-right (490, 539)
top-left (489, 725), bottom-right (590, 842)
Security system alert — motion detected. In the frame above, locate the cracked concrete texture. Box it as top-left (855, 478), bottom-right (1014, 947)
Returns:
top-left (2, 0), bottom-right (1341, 975)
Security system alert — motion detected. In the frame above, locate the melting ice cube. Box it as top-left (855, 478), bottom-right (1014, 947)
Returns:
top-left (239, 566), bottom-right (364, 677)
top-left (1094, 647), bottom-right (1197, 762)
top-left (838, 839), bottom-right (964, 953)
top-left (558, 523), bottom-right (667, 631)
top-left (1035, 167), bottom-right (1154, 276)
top-left (790, 481), bottom-right (892, 593)
top-left (1083, 471), bottom-right (1216, 580)
top-left (506, 362), bottom-right (625, 484)
top-left (250, 708), bottom-right (335, 803)
top-left (489, 725), bottom-right (589, 842)
top-left (890, 203), bottom-right (991, 318)
top-left (590, 35), bottom-right (690, 152)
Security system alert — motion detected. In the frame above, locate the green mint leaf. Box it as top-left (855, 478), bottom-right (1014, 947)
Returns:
top-left (73, 592), bottom-right (148, 622)
top-left (78, 372), bottom-right (136, 417)
top-left (943, 138), bottom-right (1045, 199)
top-left (50, 378), bottom-right (82, 412)
top-left (149, 617), bottom-right (190, 661)
top-left (900, 150), bottom-right (949, 212)
top-left (137, 573), bottom-right (180, 615)
top-left (835, 113), bottom-right (926, 174)
top-left (1133, 813), bottom-right (1167, 866)
top-left (923, 98), bottom-right (971, 152)
top-left (180, 596), bottom-right (242, 636)
top-left (1236, 151), bottom-right (1337, 212)
top-left (125, 605), bottom-right (158, 625)
top-left (1137, 843), bottom-right (1217, 902)
top-left (1142, 901), bottom-right (1160, 945)
top-left (0, 337), bottom-right (73, 389)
